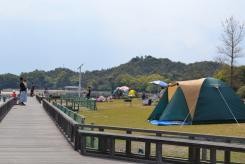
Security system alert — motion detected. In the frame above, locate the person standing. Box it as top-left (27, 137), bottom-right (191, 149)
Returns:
top-left (86, 87), bottom-right (91, 99)
top-left (30, 83), bottom-right (35, 97)
top-left (141, 92), bottom-right (146, 100)
top-left (23, 79), bottom-right (28, 103)
top-left (19, 77), bottom-right (27, 105)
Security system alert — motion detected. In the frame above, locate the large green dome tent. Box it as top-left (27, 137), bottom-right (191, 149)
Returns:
top-left (148, 77), bottom-right (245, 125)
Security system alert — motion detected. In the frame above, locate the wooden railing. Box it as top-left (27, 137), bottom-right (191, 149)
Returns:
top-left (59, 96), bottom-right (97, 111)
top-left (78, 130), bottom-right (245, 164)
top-left (42, 99), bottom-right (80, 148)
top-left (52, 102), bottom-right (85, 124)
top-left (0, 97), bottom-right (15, 122)
top-left (36, 94), bottom-right (43, 103)
top-left (79, 124), bottom-right (245, 143)
top-left (42, 100), bottom-right (245, 164)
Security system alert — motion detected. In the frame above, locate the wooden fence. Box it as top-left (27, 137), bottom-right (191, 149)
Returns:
top-left (0, 98), bottom-right (15, 122)
top-left (53, 102), bottom-right (85, 124)
top-left (42, 99), bottom-right (245, 164)
top-left (59, 96), bottom-right (97, 111)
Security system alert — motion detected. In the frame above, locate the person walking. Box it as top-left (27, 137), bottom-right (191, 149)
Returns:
top-left (19, 77), bottom-right (27, 105)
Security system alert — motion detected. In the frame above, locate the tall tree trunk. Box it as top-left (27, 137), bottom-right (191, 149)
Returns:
top-left (230, 34), bottom-right (234, 88)
top-left (230, 58), bottom-right (233, 87)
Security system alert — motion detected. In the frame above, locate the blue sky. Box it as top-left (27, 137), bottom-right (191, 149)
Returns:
top-left (0, 0), bottom-right (245, 74)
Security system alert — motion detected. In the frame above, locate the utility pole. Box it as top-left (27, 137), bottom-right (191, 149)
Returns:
top-left (78, 64), bottom-right (83, 97)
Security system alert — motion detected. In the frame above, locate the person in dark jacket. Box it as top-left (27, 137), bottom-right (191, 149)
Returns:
top-left (19, 77), bottom-right (27, 105)
top-left (86, 87), bottom-right (91, 99)
top-left (30, 83), bottom-right (35, 97)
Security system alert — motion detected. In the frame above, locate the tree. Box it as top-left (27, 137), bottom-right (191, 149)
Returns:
top-left (217, 16), bottom-right (244, 87)
top-left (237, 86), bottom-right (245, 98)
top-left (214, 65), bottom-right (245, 90)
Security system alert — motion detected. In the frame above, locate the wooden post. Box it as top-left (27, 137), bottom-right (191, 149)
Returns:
top-left (224, 150), bottom-right (230, 164)
top-left (224, 140), bottom-right (231, 164)
top-left (210, 148), bottom-right (216, 164)
top-left (74, 125), bottom-right (80, 151)
top-left (80, 135), bottom-right (86, 155)
top-left (126, 130), bottom-right (132, 156)
top-left (145, 141), bottom-right (151, 160)
top-left (156, 142), bottom-right (162, 163)
top-left (108, 137), bottom-right (115, 156)
top-left (90, 123), bottom-right (95, 148)
top-left (194, 147), bottom-right (201, 164)
top-left (188, 136), bottom-right (195, 162)
top-left (98, 128), bottom-right (106, 153)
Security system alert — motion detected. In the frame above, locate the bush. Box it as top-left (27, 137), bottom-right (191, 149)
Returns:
top-left (237, 86), bottom-right (245, 99)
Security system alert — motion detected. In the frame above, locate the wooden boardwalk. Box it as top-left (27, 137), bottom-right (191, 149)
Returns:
top-left (0, 97), bottom-right (133, 164)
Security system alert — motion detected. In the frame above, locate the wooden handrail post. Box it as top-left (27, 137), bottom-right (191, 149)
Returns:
top-left (145, 141), bottom-right (151, 160)
top-left (194, 147), bottom-right (201, 164)
top-left (188, 136), bottom-right (195, 162)
top-left (98, 128), bottom-right (106, 152)
top-left (74, 125), bottom-right (80, 151)
top-left (90, 123), bottom-right (95, 148)
top-left (156, 141), bottom-right (162, 163)
top-left (108, 136), bottom-right (115, 156)
top-left (224, 140), bottom-right (231, 164)
top-left (210, 148), bottom-right (216, 164)
top-left (126, 130), bottom-right (132, 156)
top-left (224, 150), bottom-right (230, 164)
top-left (80, 134), bottom-right (86, 155)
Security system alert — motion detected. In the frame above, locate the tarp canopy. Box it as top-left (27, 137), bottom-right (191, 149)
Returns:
top-left (118, 86), bottom-right (130, 91)
top-left (150, 80), bottom-right (168, 87)
top-left (148, 77), bottom-right (245, 125)
top-left (113, 86), bottom-right (130, 97)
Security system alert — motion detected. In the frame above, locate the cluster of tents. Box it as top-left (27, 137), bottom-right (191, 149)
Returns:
top-left (148, 77), bottom-right (245, 125)
top-left (112, 86), bottom-right (137, 98)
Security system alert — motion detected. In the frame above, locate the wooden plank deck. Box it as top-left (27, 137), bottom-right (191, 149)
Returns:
top-left (0, 97), bottom-right (133, 164)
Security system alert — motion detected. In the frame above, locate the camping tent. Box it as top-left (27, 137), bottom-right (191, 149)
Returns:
top-left (148, 77), bottom-right (245, 125)
top-left (113, 86), bottom-right (130, 98)
top-left (128, 89), bottom-right (137, 97)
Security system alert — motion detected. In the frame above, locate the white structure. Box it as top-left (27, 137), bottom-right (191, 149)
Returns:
top-left (78, 64), bottom-right (83, 97)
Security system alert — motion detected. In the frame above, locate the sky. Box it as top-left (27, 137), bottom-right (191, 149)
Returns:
top-left (0, 0), bottom-right (245, 74)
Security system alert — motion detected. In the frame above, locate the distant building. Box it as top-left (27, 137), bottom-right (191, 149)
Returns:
top-left (64, 86), bottom-right (86, 96)
top-left (64, 86), bottom-right (79, 91)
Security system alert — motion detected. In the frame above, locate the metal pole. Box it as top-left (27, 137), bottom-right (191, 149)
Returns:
top-left (78, 64), bottom-right (83, 97)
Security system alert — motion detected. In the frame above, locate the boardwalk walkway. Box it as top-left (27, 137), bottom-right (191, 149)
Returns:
top-left (0, 97), bottom-right (132, 164)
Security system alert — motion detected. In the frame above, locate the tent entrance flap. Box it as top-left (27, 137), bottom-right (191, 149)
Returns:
top-left (178, 78), bottom-right (205, 118)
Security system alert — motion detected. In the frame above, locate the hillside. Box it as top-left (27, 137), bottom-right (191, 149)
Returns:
top-left (0, 56), bottom-right (222, 91)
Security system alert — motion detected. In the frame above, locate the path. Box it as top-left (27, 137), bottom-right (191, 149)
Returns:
top-left (0, 97), bottom-right (133, 164)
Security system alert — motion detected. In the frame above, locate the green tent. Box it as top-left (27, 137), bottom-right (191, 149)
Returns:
top-left (148, 77), bottom-right (245, 125)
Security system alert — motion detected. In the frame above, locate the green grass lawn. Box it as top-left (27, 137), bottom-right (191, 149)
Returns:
top-left (79, 98), bottom-right (245, 137)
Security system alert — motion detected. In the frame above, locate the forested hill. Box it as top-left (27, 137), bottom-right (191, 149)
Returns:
top-left (0, 56), bottom-right (222, 91)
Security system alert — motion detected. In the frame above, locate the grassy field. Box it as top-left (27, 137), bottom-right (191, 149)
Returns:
top-left (79, 98), bottom-right (245, 137)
